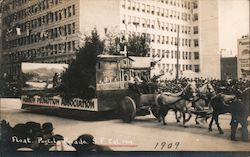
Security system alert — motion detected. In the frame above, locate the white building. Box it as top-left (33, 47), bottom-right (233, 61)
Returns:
top-left (79, 0), bottom-right (229, 79)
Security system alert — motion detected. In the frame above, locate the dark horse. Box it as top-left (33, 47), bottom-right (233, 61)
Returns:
top-left (208, 93), bottom-right (236, 134)
top-left (230, 87), bottom-right (249, 141)
top-left (155, 82), bottom-right (197, 127)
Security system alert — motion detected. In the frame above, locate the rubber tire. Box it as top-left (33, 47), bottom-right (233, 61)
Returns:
top-left (120, 96), bottom-right (136, 123)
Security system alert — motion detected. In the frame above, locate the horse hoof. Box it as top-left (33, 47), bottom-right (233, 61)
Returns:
top-left (231, 137), bottom-right (237, 141)
top-left (208, 128), bottom-right (212, 132)
top-left (184, 125), bottom-right (189, 128)
top-left (219, 131), bottom-right (224, 134)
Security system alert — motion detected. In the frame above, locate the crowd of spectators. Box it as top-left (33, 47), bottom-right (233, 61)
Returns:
top-left (158, 77), bottom-right (249, 95)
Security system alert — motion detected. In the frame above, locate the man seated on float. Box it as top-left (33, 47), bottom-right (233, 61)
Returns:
top-left (134, 75), bottom-right (143, 84)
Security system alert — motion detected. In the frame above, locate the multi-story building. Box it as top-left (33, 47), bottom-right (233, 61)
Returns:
top-left (221, 57), bottom-right (237, 80)
top-left (1, 0), bottom-right (223, 81)
top-left (237, 35), bottom-right (250, 80)
top-left (1, 0), bottom-right (79, 80)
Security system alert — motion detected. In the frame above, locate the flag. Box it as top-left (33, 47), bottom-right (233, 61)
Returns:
top-left (16, 27), bottom-right (21, 35)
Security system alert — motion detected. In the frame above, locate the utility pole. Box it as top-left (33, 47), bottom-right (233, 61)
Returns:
top-left (176, 25), bottom-right (180, 80)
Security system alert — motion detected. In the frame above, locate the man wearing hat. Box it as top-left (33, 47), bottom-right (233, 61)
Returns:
top-left (33, 122), bottom-right (55, 151)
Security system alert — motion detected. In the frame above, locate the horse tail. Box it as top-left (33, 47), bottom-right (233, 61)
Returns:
top-left (155, 94), bottom-right (161, 107)
top-left (155, 94), bottom-right (162, 114)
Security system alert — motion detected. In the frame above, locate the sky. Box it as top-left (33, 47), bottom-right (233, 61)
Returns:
top-left (219, 0), bottom-right (249, 57)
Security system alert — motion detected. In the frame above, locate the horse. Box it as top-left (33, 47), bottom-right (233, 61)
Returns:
top-left (208, 92), bottom-right (237, 134)
top-left (191, 82), bottom-right (216, 125)
top-left (155, 82), bottom-right (197, 127)
top-left (230, 87), bottom-right (249, 141)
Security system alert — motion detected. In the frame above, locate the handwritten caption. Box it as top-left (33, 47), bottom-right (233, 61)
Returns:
top-left (154, 141), bottom-right (180, 150)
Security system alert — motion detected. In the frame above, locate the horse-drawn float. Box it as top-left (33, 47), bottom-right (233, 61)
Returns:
top-left (20, 55), bottom-right (165, 121)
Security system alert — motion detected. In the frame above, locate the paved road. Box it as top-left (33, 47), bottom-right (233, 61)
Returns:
top-left (1, 108), bottom-right (250, 151)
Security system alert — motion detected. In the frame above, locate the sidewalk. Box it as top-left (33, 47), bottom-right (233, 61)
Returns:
top-left (0, 98), bottom-right (22, 110)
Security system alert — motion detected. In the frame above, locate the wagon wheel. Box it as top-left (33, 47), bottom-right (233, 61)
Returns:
top-left (120, 96), bottom-right (136, 123)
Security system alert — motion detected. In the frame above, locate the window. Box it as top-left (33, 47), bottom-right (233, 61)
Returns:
top-left (157, 35), bottom-right (160, 43)
top-left (72, 5), bottom-right (76, 15)
top-left (132, 1), bottom-right (136, 10)
top-left (128, 0), bottom-right (131, 9)
top-left (165, 23), bottom-right (169, 31)
top-left (136, 2), bottom-right (140, 11)
top-left (122, 15), bottom-right (126, 24)
top-left (193, 26), bottom-right (198, 34)
top-left (166, 36), bottom-right (169, 44)
top-left (128, 15), bottom-right (131, 24)
top-left (151, 34), bottom-right (155, 42)
top-left (68, 24), bottom-right (72, 35)
top-left (146, 5), bottom-right (150, 13)
top-left (194, 52), bottom-right (199, 59)
top-left (161, 8), bottom-right (164, 16)
top-left (147, 19), bottom-right (150, 28)
top-left (68, 6), bottom-right (72, 17)
top-left (161, 22), bottom-right (165, 30)
top-left (165, 9), bottom-right (168, 17)
top-left (63, 8), bottom-right (67, 18)
top-left (166, 50), bottom-right (169, 58)
top-left (72, 41), bottom-right (76, 51)
top-left (193, 1), bottom-right (198, 9)
top-left (194, 65), bottom-right (199, 72)
top-left (151, 20), bottom-right (155, 29)
top-left (152, 49), bottom-right (156, 56)
top-left (122, 0), bottom-right (126, 8)
top-left (162, 50), bottom-right (165, 58)
top-left (151, 6), bottom-right (155, 14)
top-left (189, 52), bottom-right (191, 60)
top-left (72, 23), bottom-right (75, 34)
top-left (68, 42), bottom-right (71, 50)
top-left (142, 4), bottom-right (145, 12)
top-left (193, 13), bottom-right (198, 21)
top-left (142, 18), bottom-right (146, 27)
top-left (157, 7), bottom-right (160, 16)
top-left (157, 49), bottom-right (161, 57)
top-left (194, 39), bottom-right (199, 47)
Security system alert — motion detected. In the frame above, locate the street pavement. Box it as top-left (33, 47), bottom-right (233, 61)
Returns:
top-left (1, 106), bottom-right (250, 151)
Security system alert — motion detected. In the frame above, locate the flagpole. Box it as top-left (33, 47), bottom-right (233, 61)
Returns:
top-left (176, 25), bottom-right (180, 80)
